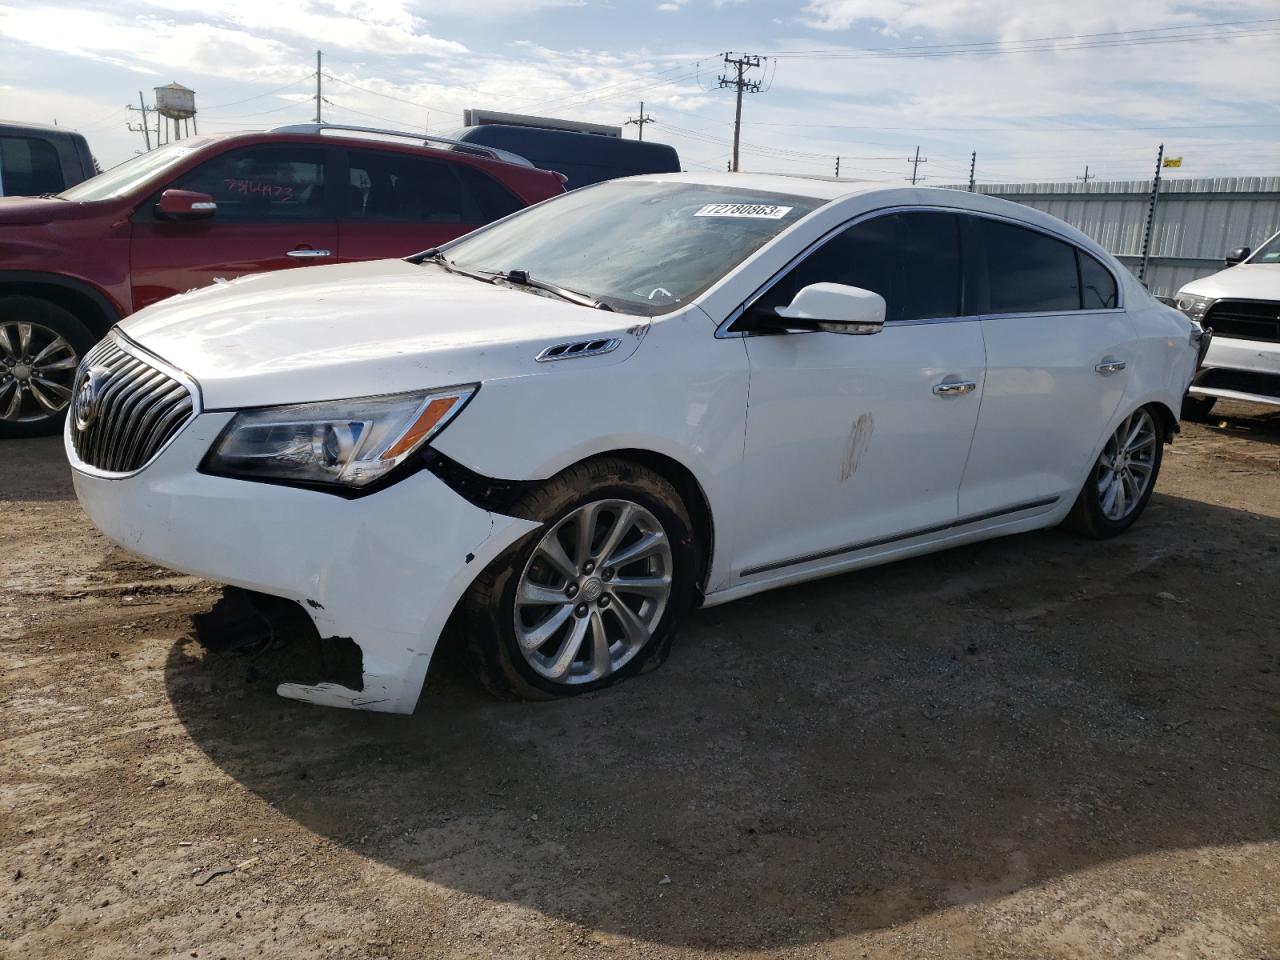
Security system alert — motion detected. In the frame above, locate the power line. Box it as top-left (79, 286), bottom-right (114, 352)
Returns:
top-left (203, 74), bottom-right (313, 111)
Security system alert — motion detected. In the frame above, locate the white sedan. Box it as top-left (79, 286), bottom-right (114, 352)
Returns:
top-left (67, 173), bottom-right (1205, 712)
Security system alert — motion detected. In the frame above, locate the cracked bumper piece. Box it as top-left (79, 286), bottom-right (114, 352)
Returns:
top-left (68, 412), bottom-right (539, 713)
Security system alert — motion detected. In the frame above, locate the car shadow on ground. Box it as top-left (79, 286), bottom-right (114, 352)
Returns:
top-left (0, 436), bottom-right (76, 502)
top-left (1198, 400), bottom-right (1280, 447)
top-left (164, 490), bottom-right (1280, 949)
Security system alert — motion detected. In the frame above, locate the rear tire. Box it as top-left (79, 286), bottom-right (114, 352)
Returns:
top-left (1063, 405), bottom-right (1164, 539)
top-left (1180, 394), bottom-right (1217, 422)
top-left (461, 457), bottom-right (699, 700)
top-left (0, 296), bottom-right (96, 439)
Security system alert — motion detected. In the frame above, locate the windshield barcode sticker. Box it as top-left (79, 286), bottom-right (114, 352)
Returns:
top-left (694, 203), bottom-right (793, 219)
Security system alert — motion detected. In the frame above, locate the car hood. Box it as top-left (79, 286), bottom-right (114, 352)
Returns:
top-left (1179, 263), bottom-right (1280, 302)
top-left (0, 195), bottom-right (94, 224)
top-left (119, 258), bottom-right (647, 409)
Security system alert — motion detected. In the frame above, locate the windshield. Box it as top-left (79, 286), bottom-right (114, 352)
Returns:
top-left (443, 180), bottom-right (824, 315)
top-left (1250, 231), bottom-right (1280, 265)
top-left (59, 141), bottom-right (207, 201)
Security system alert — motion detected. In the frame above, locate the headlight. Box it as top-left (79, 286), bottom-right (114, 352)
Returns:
top-left (1174, 293), bottom-right (1213, 320)
top-left (202, 386), bottom-right (475, 488)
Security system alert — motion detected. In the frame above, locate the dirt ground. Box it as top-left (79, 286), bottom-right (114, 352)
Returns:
top-left (2, 402), bottom-right (1279, 960)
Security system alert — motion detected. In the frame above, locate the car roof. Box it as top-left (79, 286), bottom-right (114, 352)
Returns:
top-left (616, 171), bottom-right (1122, 267)
top-left (0, 119), bottom-right (86, 138)
top-left (620, 171), bottom-right (896, 201)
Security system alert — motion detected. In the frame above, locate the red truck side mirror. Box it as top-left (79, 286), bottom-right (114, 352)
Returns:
top-left (156, 189), bottom-right (216, 220)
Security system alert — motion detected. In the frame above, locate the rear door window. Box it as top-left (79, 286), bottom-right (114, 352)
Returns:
top-left (0, 136), bottom-right (64, 196)
top-left (169, 146), bottom-right (328, 221)
top-left (976, 217), bottom-right (1081, 314)
top-left (756, 211), bottom-right (963, 323)
top-left (349, 149), bottom-right (491, 224)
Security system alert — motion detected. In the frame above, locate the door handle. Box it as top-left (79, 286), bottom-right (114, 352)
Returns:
top-left (287, 248), bottom-right (332, 258)
top-left (932, 380), bottom-right (977, 396)
top-left (1094, 359), bottom-right (1127, 375)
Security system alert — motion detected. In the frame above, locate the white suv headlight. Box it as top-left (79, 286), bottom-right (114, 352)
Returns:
top-left (1174, 293), bottom-right (1213, 320)
top-left (202, 386), bottom-right (476, 489)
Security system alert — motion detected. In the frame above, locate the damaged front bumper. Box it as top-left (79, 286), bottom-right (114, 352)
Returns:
top-left (68, 411), bottom-right (538, 713)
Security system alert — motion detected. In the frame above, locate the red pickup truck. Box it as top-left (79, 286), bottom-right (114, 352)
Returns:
top-left (0, 123), bottom-right (566, 437)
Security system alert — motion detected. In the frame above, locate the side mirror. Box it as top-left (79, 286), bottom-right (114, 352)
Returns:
top-left (1225, 246), bottom-right (1251, 266)
top-left (745, 283), bottom-right (886, 335)
top-left (156, 189), bottom-right (216, 220)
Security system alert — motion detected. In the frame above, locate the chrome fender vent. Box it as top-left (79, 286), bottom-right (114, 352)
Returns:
top-left (535, 338), bottom-right (621, 363)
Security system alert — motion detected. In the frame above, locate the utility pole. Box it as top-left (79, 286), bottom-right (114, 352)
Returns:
top-left (718, 53), bottom-right (763, 173)
top-left (907, 145), bottom-right (928, 184)
top-left (1139, 144), bottom-right (1165, 284)
top-left (314, 50), bottom-right (323, 124)
top-left (835, 156), bottom-right (840, 178)
top-left (967, 151), bottom-right (976, 192)
top-left (625, 101), bottom-right (654, 140)
top-left (1077, 164), bottom-right (1096, 183)
top-left (126, 91), bottom-right (152, 152)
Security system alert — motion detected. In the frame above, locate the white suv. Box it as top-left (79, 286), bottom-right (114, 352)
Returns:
top-left (67, 174), bottom-right (1203, 713)
top-left (1176, 228), bottom-right (1280, 418)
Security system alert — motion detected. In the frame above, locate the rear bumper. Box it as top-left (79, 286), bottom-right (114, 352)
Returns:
top-left (67, 412), bottom-right (538, 713)
top-left (1189, 334), bottom-right (1280, 407)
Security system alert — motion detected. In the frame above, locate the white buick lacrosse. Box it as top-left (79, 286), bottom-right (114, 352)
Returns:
top-left (67, 174), bottom-right (1208, 712)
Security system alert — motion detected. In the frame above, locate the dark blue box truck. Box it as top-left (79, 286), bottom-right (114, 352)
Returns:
top-left (452, 122), bottom-right (680, 190)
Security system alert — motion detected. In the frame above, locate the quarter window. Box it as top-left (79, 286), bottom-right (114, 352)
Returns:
top-left (757, 211), bottom-right (963, 323)
top-left (1078, 250), bottom-right (1118, 309)
top-left (169, 147), bottom-right (328, 221)
top-left (976, 218), bottom-right (1081, 313)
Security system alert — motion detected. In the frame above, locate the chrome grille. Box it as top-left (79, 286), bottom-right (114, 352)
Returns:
top-left (69, 336), bottom-right (195, 473)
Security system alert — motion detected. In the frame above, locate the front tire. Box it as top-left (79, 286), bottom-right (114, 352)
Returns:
top-left (0, 296), bottom-right (95, 439)
top-left (462, 457), bottom-right (699, 700)
top-left (1063, 405), bottom-right (1164, 539)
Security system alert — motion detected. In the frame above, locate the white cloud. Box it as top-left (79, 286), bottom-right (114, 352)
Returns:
top-left (799, 0), bottom-right (1275, 38)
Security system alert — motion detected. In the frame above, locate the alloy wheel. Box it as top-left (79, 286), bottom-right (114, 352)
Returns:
top-left (514, 499), bottom-right (673, 685)
top-left (0, 321), bottom-right (79, 423)
top-left (1096, 408), bottom-right (1157, 521)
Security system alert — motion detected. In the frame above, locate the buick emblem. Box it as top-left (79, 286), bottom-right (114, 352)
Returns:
top-left (74, 367), bottom-right (109, 431)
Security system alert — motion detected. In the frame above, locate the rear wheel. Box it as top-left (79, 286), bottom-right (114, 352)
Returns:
top-left (0, 296), bottom-right (95, 439)
top-left (1063, 406), bottom-right (1164, 539)
top-left (1180, 394), bottom-right (1217, 422)
top-left (462, 457), bottom-right (699, 700)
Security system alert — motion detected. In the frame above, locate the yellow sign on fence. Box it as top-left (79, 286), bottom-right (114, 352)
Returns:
top-left (1163, 156), bottom-right (1183, 168)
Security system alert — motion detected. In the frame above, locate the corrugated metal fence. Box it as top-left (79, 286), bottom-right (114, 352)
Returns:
top-left (949, 177), bottom-right (1280, 298)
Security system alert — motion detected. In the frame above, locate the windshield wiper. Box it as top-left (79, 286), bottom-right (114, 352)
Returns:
top-left (499, 270), bottom-right (613, 311)
top-left (411, 248), bottom-right (499, 284)
top-left (39, 193), bottom-right (68, 200)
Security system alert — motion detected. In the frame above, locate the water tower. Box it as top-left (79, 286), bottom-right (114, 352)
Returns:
top-left (155, 82), bottom-right (197, 141)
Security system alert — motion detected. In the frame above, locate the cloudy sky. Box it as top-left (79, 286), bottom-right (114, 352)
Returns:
top-left (2, 0), bottom-right (1278, 184)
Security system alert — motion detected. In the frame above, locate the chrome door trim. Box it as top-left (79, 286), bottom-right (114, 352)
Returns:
top-left (739, 495), bottom-right (1060, 578)
top-left (932, 380), bottom-right (978, 396)
top-left (713, 203), bottom-right (1126, 340)
top-left (287, 249), bottom-right (332, 258)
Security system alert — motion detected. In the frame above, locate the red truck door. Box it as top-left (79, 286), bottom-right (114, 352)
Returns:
top-left (130, 144), bottom-right (338, 311)
top-left (336, 148), bottom-right (526, 261)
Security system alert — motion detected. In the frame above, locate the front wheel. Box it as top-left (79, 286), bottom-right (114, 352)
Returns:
top-left (0, 296), bottom-right (96, 439)
top-left (1063, 406), bottom-right (1164, 539)
top-left (462, 457), bottom-right (700, 700)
